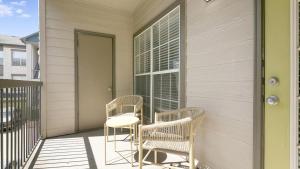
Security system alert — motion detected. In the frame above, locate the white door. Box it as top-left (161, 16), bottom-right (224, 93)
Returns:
top-left (77, 31), bottom-right (113, 131)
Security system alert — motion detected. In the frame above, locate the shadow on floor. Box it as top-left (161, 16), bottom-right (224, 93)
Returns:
top-left (30, 132), bottom-right (98, 169)
top-left (29, 128), bottom-right (188, 169)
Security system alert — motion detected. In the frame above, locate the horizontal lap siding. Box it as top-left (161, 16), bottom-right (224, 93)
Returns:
top-left (186, 0), bottom-right (255, 169)
top-left (45, 0), bottom-right (133, 137)
top-left (134, 0), bottom-right (255, 168)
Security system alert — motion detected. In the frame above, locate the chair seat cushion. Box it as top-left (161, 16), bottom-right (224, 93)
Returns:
top-left (119, 112), bottom-right (137, 117)
top-left (109, 112), bottom-right (140, 118)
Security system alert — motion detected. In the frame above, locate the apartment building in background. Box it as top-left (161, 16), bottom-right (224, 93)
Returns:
top-left (0, 32), bottom-right (40, 80)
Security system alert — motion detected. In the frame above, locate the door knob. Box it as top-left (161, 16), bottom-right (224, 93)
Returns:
top-left (108, 87), bottom-right (112, 92)
top-left (266, 95), bottom-right (279, 105)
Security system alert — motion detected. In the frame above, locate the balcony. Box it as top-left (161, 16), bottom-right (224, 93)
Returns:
top-left (0, 80), bottom-right (194, 169)
top-left (0, 0), bottom-right (259, 168)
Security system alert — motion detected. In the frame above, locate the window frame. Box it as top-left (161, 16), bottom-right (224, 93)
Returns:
top-left (133, 0), bottom-right (186, 123)
top-left (11, 49), bottom-right (26, 67)
top-left (290, 0), bottom-right (299, 168)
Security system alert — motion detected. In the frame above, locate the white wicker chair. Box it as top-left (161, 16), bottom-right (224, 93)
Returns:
top-left (138, 107), bottom-right (205, 169)
top-left (106, 95), bottom-right (143, 141)
top-left (106, 95), bottom-right (143, 122)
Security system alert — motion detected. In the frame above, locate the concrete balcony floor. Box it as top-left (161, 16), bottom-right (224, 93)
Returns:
top-left (30, 129), bottom-right (189, 169)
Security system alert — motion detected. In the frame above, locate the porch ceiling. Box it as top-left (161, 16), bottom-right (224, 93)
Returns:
top-left (75, 0), bottom-right (147, 14)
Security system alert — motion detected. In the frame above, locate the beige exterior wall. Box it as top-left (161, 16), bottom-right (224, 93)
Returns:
top-left (44, 0), bottom-right (133, 137)
top-left (186, 0), bottom-right (255, 168)
top-left (133, 0), bottom-right (255, 169)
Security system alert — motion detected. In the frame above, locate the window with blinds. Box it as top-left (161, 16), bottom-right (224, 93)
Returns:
top-left (134, 6), bottom-right (181, 122)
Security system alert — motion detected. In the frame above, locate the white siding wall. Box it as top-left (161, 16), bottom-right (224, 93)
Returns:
top-left (133, 0), bottom-right (255, 169)
top-left (186, 0), bottom-right (255, 168)
top-left (45, 0), bottom-right (133, 137)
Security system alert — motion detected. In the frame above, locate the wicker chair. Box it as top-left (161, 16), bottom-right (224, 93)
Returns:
top-left (138, 107), bottom-right (205, 169)
top-left (106, 95), bottom-right (143, 141)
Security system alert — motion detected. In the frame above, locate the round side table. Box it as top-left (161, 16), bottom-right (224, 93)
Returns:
top-left (104, 116), bottom-right (140, 166)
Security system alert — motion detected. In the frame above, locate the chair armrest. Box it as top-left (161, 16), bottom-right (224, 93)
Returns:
top-left (134, 98), bottom-right (143, 113)
top-left (106, 98), bottom-right (119, 118)
top-left (140, 117), bottom-right (192, 141)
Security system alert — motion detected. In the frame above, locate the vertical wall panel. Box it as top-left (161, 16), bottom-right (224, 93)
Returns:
top-left (186, 0), bottom-right (255, 169)
top-left (45, 0), bottom-right (133, 137)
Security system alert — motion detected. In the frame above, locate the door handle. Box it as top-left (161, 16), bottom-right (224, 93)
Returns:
top-left (108, 87), bottom-right (112, 92)
top-left (266, 95), bottom-right (279, 106)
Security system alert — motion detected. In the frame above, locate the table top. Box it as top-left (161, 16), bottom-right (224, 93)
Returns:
top-left (106, 116), bottom-right (139, 128)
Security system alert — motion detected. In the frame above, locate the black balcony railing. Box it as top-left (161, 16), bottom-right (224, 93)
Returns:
top-left (0, 80), bottom-right (42, 169)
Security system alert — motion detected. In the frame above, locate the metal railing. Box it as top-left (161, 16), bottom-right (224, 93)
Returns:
top-left (0, 80), bottom-right (42, 169)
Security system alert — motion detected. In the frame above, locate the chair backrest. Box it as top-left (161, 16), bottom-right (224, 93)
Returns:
top-left (117, 95), bottom-right (143, 106)
top-left (154, 107), bottom-right (205, 138)
top-left (155, 107), bottom-right (204, 123)
top-left (107, 95), bottom-right (143, 116)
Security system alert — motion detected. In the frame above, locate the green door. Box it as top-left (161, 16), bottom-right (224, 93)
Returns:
top-left (264, 0), bottom-right (291, 169)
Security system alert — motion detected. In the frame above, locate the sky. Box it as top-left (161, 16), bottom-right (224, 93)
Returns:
top-left (0, 0), bottom-right (38, 37)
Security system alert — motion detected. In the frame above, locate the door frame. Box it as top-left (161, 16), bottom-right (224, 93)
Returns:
top-left (254, 0), bottom-right (264, 169)
top-left (74, 29), bottom-right (116, 132)
top-left (290, 0), bottom-right (298, 168)
top-left (263, 0), bottom-right (293, 169)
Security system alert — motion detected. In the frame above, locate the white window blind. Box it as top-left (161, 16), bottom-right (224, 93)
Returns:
top-left (134, 6), bottom-right (180, 122)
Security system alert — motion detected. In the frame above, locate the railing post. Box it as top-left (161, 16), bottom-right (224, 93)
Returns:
top-left (1, 89), bottom-right (3, 169)
top-left (6, 88), bottom-right (8, 168)
top-left (0, 80), bottom-right (42, 168)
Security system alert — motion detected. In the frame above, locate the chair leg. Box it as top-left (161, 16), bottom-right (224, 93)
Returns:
top-left (139, 125), bottom-right (143, 169)
top-left (141, 108), bottom-right (144, 125)
top-left (130, 125), bottom-right (133, 166)
top-left (189, 142), bottom-right (195, 169)
top-left (135, 124), bottom-right (138, 144)
top-left (154, 151), bottom-right (157, 164)
top-left (134, 124), bottom-right (137, 144)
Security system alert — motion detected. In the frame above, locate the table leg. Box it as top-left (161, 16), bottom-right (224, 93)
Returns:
top-left (107, 124), bottom-right (110, 142)
top-left (135, 124), bottom-right (138, 148)
top-left (132, 124), bottom-right (136, 143)
top-left (135, 124), bottom-right (137, 143)
top-left (114, 128), bottom-right (116, 151)
top-left (130, 124), bottom-right (133, 166)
